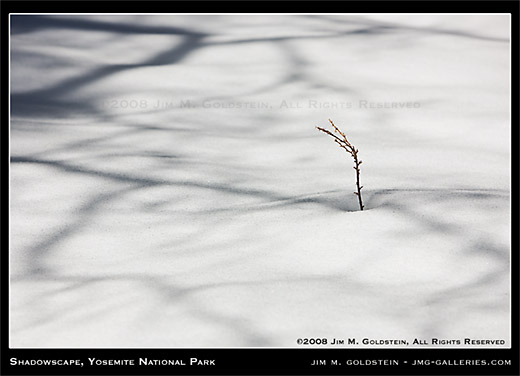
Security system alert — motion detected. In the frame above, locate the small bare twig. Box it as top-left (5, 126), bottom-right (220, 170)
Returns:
top-left (316, 119), bottom-right (364, 211)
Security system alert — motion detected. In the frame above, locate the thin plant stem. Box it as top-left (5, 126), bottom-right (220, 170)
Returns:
top-left (316, 119), bottom-right (364, 211)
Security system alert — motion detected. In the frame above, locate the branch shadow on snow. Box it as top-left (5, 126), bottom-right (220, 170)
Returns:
top-left (10, 15), bottom-right (361, 118)
top-left (11, 15), bottom-right (206, 117)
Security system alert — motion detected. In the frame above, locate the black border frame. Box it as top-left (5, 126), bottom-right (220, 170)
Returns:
top-left (2, 2), bottom-right (518, 375)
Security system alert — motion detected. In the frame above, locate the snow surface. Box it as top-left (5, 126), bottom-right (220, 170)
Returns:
top-left (9, 14), bottom-right (511, 348)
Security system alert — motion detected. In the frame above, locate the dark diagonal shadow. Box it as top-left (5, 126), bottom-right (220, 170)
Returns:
top-left (303, 15), bottom-right (509, 43)
top-left (11, 34), bottom-right (205, 116)
top-left (10, 15), bottom-right (207, 37)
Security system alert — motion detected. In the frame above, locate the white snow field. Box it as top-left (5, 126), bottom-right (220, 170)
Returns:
top-left (10, 14), bottom-right (511, 348)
